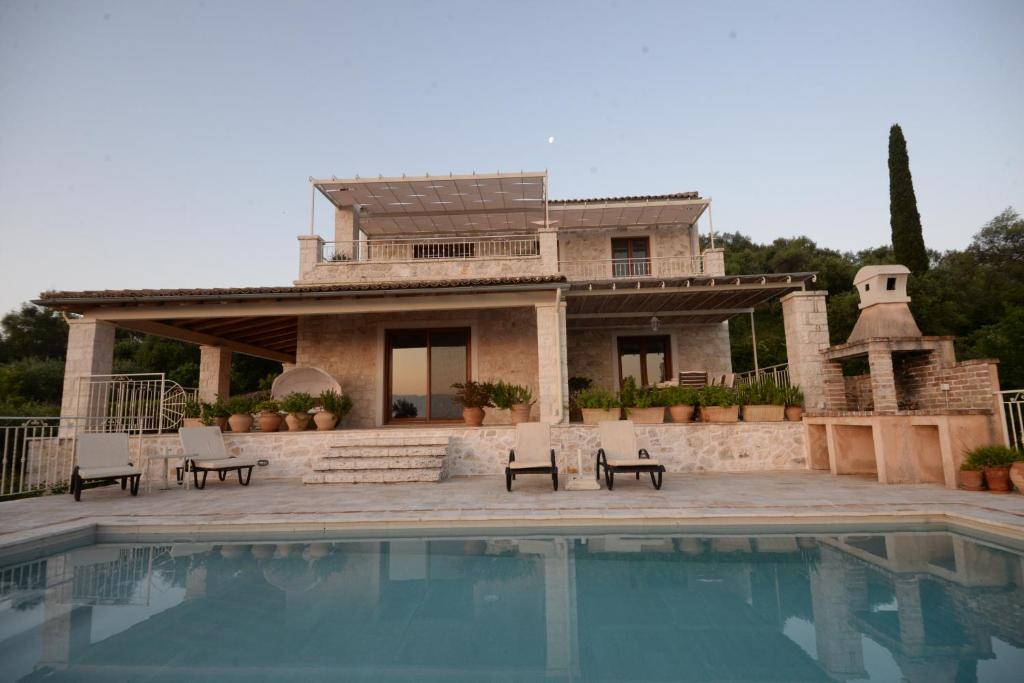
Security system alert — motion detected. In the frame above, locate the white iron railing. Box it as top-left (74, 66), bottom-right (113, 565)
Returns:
top-left (559, 255), bottom-right (704, 280)
top-left (998, 389), bottom-right (1024, 451)
top-left (735, 364), bottom-right (790, 388)
top-left (74, 374), bottom-right (195, 434)
top-left (322, 234), bottom-right (541, 263)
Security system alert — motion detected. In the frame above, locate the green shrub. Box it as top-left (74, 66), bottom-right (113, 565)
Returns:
top-left (782, 384), bottom-right (805, 407)
top-left (280, 392), bottom-right (316, 414)
top-left (225, 395), bottom-right (256, 415)
top-left (183, 399), bottom-right (201, 419)
top-left (740, 380), bottom-right (787, 405)
top-left (318, 389), bottom-right (353, 417)
top-left (489, 381), bottom-right (534, 410)
top-left (964, 444), bottom-right (1021, 468)
top-left (201, 397), bottom-right (230, 420)
top-left (254, 399), bottom-right (280, 413)
top-left (959, 460), bottom-right (983, 472)
top-left (569, 377), bottom-right (593, 394)
top-left (450, 381), bottom-right (493, 409)
top-left (574, 386), bottom-right (619, 410)
top-left (618, 377), bottom-right (640, 408)
top-left (661, 385), bottom-right (698, 407)
top-left (698, 385), bottom-right (738, 407)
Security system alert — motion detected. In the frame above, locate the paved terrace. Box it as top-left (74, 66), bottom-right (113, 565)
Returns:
top-left (3, 472), bottom-right (1024, 554)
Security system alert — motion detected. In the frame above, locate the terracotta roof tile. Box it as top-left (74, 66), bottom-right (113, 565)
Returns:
top-left (550, 192), bottom-right (701, 205)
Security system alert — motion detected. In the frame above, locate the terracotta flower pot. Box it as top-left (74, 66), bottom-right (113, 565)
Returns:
top-left (213, 416), bottom-right (228, 432)
top-left (668, 405), bottom-right (695, 423)
top-left (984, 465), bottom-right (1012, 492)
top-left (626, 407), bottom-right (665, 424)
top-left (285, 412), bottom-right (310, 432)
top-left (959, 470), bottom-right (985, 491)
top-left (510, 403), bottom-right (531, 425)
top-left (462, 407), bottom-right (485, 427)
top-left (227, 413), bottom-right (253, 433)
top-left (699, 406), bottom-right (739, 423)
top-left (258, 412), bottom-right (282, 433)
top-left (1011, 462), bottom-right (1024, 493)
top-left (182, 417), bottom-right (203, 429)
top-left (785, 406), bottom-right (804, 422)
top-left (313, 411), bottom-right (338, 431)
top-left (581, 408), bottom-right (620, 425)
top-left (742, 405), bottom-right (785, 422)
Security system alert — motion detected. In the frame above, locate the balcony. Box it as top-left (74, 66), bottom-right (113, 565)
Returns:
top-left (559, 255), bottom-right (706, 281)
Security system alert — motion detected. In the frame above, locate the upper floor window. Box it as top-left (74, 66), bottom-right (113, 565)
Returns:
top-left (611, 237), bottom-right (651, 277)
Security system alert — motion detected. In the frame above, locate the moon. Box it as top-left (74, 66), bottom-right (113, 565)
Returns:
top-left (548, 136), bottom-right (555, 144)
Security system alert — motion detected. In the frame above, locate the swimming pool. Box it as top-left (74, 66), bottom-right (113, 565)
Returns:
top-left (1, 529), bottom-right (1022, 681)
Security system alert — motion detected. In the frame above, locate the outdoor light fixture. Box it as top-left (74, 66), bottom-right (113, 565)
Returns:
top-left (650, 316), bottom-right (661, 332)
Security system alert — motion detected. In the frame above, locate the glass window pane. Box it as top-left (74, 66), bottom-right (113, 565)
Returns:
top-left (644, 344), bottom-right (667, 384)
top-left (390, 332), bottom-right (428, 419)
top-left (619, 339), bottom-right (643, 386)
top-left (429, 330), bottom-right (468, 420)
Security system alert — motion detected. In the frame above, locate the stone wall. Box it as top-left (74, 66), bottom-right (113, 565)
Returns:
top-left (300, 255), bottom-right (552, 285)
top-left (139, 421), bottom-right (806, 480)
top-left (566, 323), bottom-right (732, 389)
top-left (894, 354), bottom-right (1000, 411)
top-left (843, 375), bottom-right (874, 411)
top-left (557, 225), bottom-right (698, 279)
top-left (296, 307), bottom-right (540, 427)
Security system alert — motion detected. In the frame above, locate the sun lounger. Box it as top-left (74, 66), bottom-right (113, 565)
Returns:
top-left (71, 433), bottom-right (141, 501)
top-left (178, 426), bottom-right (258, 489)
top-left (505, 422), bottom-right (558, 491)
top-left (595, 420), bottom-right (665, 490)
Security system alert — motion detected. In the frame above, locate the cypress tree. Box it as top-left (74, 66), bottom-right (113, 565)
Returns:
top-left (888, 124), bottom-right (929, 273)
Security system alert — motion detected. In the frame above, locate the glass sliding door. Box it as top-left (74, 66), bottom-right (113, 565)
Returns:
top-left (617, 335), bottom-right (672, 386)
top-left (386, 328), bottom-right (469, 422)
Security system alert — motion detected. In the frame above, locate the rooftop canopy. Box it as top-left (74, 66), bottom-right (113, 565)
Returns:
top-left (549, 192), bottom-right (708, 231)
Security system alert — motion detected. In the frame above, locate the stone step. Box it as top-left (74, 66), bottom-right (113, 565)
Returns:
top-left (324, 435), bottom-right (450, 448)
top-left (313, 456), bottom-right (444, 471)
top-left (324, 445), bottom-right (447, 458)
top-left (303, 469), bottom-right (445, 484)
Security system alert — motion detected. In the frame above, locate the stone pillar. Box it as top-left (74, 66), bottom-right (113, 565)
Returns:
top-left (333, 206), bottom-right (361, 259)
top-left (538, 227), bottom-right (559, 275)
top-left (198, 346), bottom-right (231, 402)
top-left (810, 546), bottom-right (868, 679)
top-left (543, 539), bottom-right (572, 675)
top-left (59, 318), bottom-right (115, 419)
top-left (867, 342), bottom-right (898, 413)
top-left (781, 291), bottom-right (831, 410)
top-left (536, 300), bottom-right (568, 423)
top-left (702, 248), bottom-right (725, 276)
top-left (296, 234), bottom-right (324, 283)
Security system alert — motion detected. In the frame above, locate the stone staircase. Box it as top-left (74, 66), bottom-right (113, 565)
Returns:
top-left (302, 434), bottom-right (450, 484)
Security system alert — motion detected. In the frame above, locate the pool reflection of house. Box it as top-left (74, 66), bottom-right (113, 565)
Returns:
top-left (9, 532), bottom-right (1023, 682)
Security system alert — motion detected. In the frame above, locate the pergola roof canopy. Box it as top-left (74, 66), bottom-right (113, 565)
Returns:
top-left (549, 193), bottom-right (708, 231)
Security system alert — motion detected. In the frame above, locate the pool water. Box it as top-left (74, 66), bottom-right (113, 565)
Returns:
top-left (1, 530), bottom-right (1022, 682)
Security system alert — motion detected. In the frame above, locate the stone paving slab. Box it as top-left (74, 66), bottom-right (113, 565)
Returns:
top-left (2, 472), bottom-right (1024, 554)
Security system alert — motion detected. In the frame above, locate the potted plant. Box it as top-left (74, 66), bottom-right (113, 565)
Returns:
top-left (661, 385), bottom-right (698, 423)
top-left (697, 385), bottom-right (739, 422)
top-left (182, 399), bottom-right (203, 428)
top-left (280, 391), bottom-right (316, 432)
top-left (619, 378), bottom-right (665, 424)
top-left (226, 395), bottom-right (256, 433)
top-left (201, 397), bottom-right (230, 431)
top-left (568, 376), bottom-right (593, 423)
top-left (958, 460), bottom-right (985, 491)
top-left (490, 381), bottom-right (535, 425)
top-left (451, 381), bottom-right (493, 426)
top-left (315, 389), bottom-right (353, 430)
top-left (783, 385), bottom-right (805, 422)
top-left (255, 399), bottom-right (283, 433)
top-left (575, 386), bottom-right (620, 425)
top-left (964, 444), bottom-right (1018, 493)
top-left (740, 381), bottom-right (785, 422)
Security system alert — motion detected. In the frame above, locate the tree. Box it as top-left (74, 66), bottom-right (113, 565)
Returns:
top-left (0, 304), bottom-right (68, 363)
top-left (888, 124), bottom-right (929, 274)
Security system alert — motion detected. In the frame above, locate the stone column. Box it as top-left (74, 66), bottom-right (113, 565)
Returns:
top-left (781, 291), bottom-right (831, 410)
top-left (296, 234), bottom-right (324, 283)
top-left (538, 227), bottom-right (559, 275)
top-left (810, 546), bottom-right (867, 679)
top-left (59, 318), bottom-right (115, 420)
top-left (702, 248), bottom-right (725, 276)
top-left (867, 342), bottom-right (898, 413)
top-left (198, 346), bottom-right (231, 402)
top-left (536, 301), bottom-right (568, 423)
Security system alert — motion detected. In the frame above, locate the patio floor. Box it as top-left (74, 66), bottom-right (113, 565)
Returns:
top-left (3, 471), bottom-right (1024, 553)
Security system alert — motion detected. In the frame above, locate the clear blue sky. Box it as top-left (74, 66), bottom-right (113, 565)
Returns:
top-left (1, 0), bottom-right (1021, 315)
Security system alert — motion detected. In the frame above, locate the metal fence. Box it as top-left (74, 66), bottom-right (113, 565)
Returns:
top-left (998, 389), bottom-right (1024, 451)
top-left (559, 255), bottom-right (705, 280)
top-left (322, 234), bottom-right (541, 263)
top-left (735, 364), bottom-right (791, 388)
top-left (73, 373), bottom-right (195, 434)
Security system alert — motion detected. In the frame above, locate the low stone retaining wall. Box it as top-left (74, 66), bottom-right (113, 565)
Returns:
top-left (140, 422), bottom-right (806, 480)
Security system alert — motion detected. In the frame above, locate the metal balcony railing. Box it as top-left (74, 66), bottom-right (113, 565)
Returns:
top-left (559, 255), bottom-right (704, 280)
top-left (735, 364), bottom-right (790, 388)
top-left (321, 234), bottom-right (541, 263)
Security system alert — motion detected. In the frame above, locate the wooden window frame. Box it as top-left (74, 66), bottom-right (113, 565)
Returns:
top-left (384, 327), bottom-right (471, 424)
top-left (616, 335), bottom-right (673, 387)
top-left (610, 237), bottom-right (652, 277)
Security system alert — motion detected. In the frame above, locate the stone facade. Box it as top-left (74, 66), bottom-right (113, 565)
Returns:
top-left (198, 346), bottom-right (231, 402)
top-left (566, 323), bottom-right (732, 389)
top-left (139, 421), bottom-right (806, 480)
top-left (781, 291), bottom-right (831, 410)
top-left (59, 319), bottom-right (115, 419)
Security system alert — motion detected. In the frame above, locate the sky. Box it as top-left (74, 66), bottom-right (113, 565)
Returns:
top-left (1, 0), bottom-right (1022, 316)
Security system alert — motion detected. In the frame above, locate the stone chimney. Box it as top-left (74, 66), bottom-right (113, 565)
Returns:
top-left (847, 265), bottom-right (922, 343)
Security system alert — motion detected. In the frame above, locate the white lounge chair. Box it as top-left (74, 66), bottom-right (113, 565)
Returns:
top-left (595, 420), bottom-right (665, 490)
top-left (71, 433), bottom-right (141, 501)
top-left (179, 426), bottom-right (259, 489)
top-left (505, 422), bottom-right (558, 491)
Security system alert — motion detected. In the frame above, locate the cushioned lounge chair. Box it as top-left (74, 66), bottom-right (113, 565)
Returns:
top-left (178, 426), bottom-right (259, 489)
top-left (506, 422), bottom-right (558, 491)
top-left (71, 433), bottom-right (141, 501)
top-left (595, 420), bottom-right (665, 490)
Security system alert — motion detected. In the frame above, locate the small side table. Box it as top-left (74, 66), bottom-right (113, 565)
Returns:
top-left (143, 453), bottom-right (191, 493)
